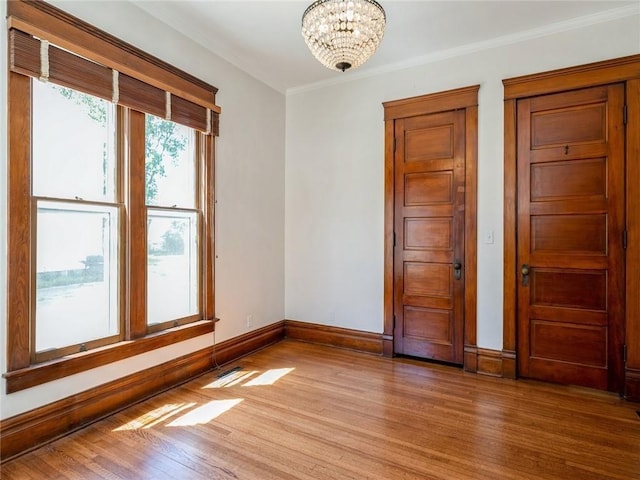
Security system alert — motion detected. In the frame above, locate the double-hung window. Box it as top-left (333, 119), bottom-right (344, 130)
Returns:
top-left (33, 82), bottom-right (119, 362)
top-left (5, 0), bottom-right (220, 393)
top-left (146, 116), bottom-right (200, 331)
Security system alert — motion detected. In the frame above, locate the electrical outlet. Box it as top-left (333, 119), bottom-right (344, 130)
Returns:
top-left (246, 315), bottom-right (253, 328)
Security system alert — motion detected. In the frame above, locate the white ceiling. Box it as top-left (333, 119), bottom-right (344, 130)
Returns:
top-left (132, 0), bottom-right (639, 93)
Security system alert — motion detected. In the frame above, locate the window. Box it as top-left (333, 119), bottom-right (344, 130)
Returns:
top-left (5, 0), bottom-right (220, 393)
top-left (33, 82), bottom-right (120, 363)
top-left (145, 116), bottom-right (199, 330)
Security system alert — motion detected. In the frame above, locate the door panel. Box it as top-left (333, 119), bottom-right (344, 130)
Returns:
top-left (530, 321), bottom-right (606, 366)
top-left (405, 172), bottom-right (453, 205)
top-left (394, 110), bottom-right (465, 363)
top-left (517, 84), bottom-right (625, 391)
top-left (404, 262), bottom-right (451, 298)
top-left (530, 158), bottom-right (606, 200)
top-left (530, 104), bottom-right (606, 147)
top-left (403, 307), bottom-right (452, 342)
top-left (405, 125), bottom-right (454, 160)
top-left (531, 215), bottom-right (607, 254)
top-left (404, 218), bottom-right (452, 250)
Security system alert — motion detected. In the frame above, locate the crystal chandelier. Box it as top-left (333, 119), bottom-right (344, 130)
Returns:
top-left (301, 0), bottom-right (386, 72)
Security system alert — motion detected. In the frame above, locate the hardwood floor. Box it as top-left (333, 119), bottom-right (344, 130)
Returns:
top-left (2, 339), bottom-right (639, 479)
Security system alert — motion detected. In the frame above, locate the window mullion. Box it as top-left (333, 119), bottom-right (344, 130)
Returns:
top-left (117, 106), bottom-right (127, 342)
top-left (126, 109), bottom-right (148, 339)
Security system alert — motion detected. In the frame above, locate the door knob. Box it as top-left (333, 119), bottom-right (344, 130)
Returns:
top-left (522, 264), bottom-right (530, 286)
top-left (454, 261), bottom-right (462, 280)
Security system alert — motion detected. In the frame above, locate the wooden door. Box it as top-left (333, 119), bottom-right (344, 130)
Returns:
top-left (393, 110), bottom-right (465, 363)
top-left (517, 84), bottom-right (626, 391)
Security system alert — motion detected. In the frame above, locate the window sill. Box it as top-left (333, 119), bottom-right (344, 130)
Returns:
top-left (3, 320), bottom-right (215, 394)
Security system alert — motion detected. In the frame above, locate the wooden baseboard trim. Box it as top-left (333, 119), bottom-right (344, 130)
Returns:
top-left (468, 348), bottom-right (516, 378)
top-left (0, 348), bottom-right (213, 463)
top-left (501, 350), bottom-right (517, 379)
top-left (476, 348), bottom-right (503, 377)
top-left (382, 335), bottom-right (394, 357)
top-left (0, 321), bottom-right (285, 463)
top-left (212, 321), bottom-right (285, 366)
top-left (284, 320), bottom-right (383, 355)
top-left (625, 368), bottom-right (640, 402)
top-left (464, 345), bottom-right (478, 373)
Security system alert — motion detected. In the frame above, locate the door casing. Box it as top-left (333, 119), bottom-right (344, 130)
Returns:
top-left (383, 86), bottom-right (479, 371)
top-left (503, 54), bottom-right (640, 400)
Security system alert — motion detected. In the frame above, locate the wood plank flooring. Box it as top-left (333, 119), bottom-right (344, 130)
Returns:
top-left (2, 339), bottom-right (639, 479)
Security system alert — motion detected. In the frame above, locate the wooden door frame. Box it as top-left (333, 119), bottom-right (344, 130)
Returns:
top-left (502, 54), bottom-right (640, 400)
top-left (383, 85), bottom-right (479, 371)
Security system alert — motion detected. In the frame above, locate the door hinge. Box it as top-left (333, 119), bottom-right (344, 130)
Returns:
top-left (623, 230), bottom-right (628, 249)
top-left (393, 231), bottom-right (397, 247)
top-left (623, 104), bottom-right (628, 125)
top-left (393, 136), bottom-right (397, 153)
top-left (393, 314), bottom-right (396, 328)
top-left (623, 344), bottom-right (627, 363)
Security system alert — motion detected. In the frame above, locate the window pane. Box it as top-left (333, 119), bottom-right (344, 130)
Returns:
top-left (32, 81), bottom-right (116, 202)
top-left (36, 201), bottom-right (119, 352)
top-left (145, 115), bottom-right (196, 208)
top-left (147, 210), bottom-right (199, 325)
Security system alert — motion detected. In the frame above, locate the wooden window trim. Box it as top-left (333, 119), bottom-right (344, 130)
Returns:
top-left (5, 74), bottom-right (217, 392)
top-left (6, 72), bottom-right (32, 373)
top-left (7, 0), bottom-right (221, 114)
top-left (382, 85), bottom-right (479, 368)
top-left (4, 320), bottom-right (215, 394)
top-left (501, 55), bottom-right (640, 399)
top-left (201, 132), bottom-right (216, 321)
top-left (127, 108), bottom-right (148, 340)
top-left (8, 27), bottom-right (216, 133)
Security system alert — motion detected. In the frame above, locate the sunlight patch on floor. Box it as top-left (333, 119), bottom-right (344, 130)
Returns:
top-left (204, 370), bottom-right (259, 388)
top-left (203, 367), bottom-right (295, 388)
top-left (167, 399), bottom-right (243, 427)
top-left (114, 402), bottom-right (196, 431)
top-left (242, 368), bottom-right (295, 386)
top-left (113, 368), bottom-right (295, 431)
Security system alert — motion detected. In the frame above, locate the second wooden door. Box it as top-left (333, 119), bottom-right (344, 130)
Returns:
top-left (516, 84), bottom-right (626, 391)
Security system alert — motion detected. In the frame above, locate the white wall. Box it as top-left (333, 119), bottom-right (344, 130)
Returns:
top-left (285, 13), bottom-right (640, 349)
top-left (0, 1), bottom-right (285, 419)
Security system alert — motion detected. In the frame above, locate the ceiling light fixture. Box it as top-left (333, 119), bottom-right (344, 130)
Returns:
top-left (301, 0), bottom-right (386, 73)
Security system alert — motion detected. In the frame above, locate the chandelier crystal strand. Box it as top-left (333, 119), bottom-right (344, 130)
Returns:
top-left (302, 0), bottom-right (386, 72)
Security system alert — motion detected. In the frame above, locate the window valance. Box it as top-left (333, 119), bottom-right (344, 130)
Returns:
top-left (8, 0), bottom-right (220, 134)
